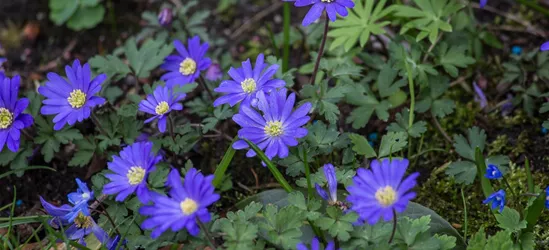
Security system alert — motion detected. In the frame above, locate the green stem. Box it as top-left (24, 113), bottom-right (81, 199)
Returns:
top-left (4, 187), bottom-right (16, 249)
top-left (213, 137), bottom-right (238, 188)
top-left (524, 157), bottom-right (534, 193)
top-left (310, 18), bottom-right (329, 85)
top-left (501, 177), bottom-right (518, 204)
top-left (197, 219), bottom-right (217, 249)
top-left (283, 2), bottom-right (291, 72)
top-left (460, 187), bottom-right (468, 242)
top-left (244, 139), bottom-right (293, 192)
top-left (515, 0), bottom-right (549, 17)
top-left (198, 75), bottom-right (215, 101)
top-left (303, 149), bottom-right (312, 200)
top-left (388, 209), bottom-right (397, 244)
top-left (403, 52), bottom-right (415, 160)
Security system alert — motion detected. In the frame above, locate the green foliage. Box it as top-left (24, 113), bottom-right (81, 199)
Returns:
top-left (495, 208), bottom-right (527, 233)
top-left (415, 75), bottom-right (455, 118)
top-left (387, 109), bottom-right (427, 138)
top-left (328, 0), bottom-right (395, 51)
top-left (212, 202), bottom-right (263, 250)
top-left (49, 0), bottom-right (105, 30)
top-left (435, 43), bottom-right (475, 77)
top-left (260, 204), bottom-right (306, 249)
top-left (315, 206), bottom-right (358, 241)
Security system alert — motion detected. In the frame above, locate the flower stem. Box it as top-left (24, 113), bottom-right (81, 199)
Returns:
top-left (197, 219), bottom-right (217, 249)
top-left (309, 17), bottom-right (329, 85)
top-left (168, 115), bottom-right (176, 143)
top-left (388, 209), bottom-right (397, 244)
top-left (91, 112), bottom-right (108, 135)
top-left (303, 148), bottom-right (312, 200)
top-left (403, 52), bottom-right (415, 160)
top-left (460, 187), bottom-right (468, 242)
top-left (198, 75), bottom-right (215, 101)
top-left (99, 202), bottom-right (122, 236)
top-left (501, 177), bottom-right (518, 204)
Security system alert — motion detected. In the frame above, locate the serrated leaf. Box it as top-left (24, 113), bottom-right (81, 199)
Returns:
top-left (494, 208), bottom-right (527, 233)
top-left (378, 131), bottom-right (408, 158)
top-left (89, 55), bottom-right (132, 81)
top-left (348, 133), bottom-right (377, 158)
top-left (436, 43), bottom-right (475, 77)
top-left (69, 137), bottom-right (96, 167)
top-left (453, 127), bottom-right (486, 161)
top-left (445, 161), bottom-right (477, 185)
top-left (387, 109), bottom-right (427, 138)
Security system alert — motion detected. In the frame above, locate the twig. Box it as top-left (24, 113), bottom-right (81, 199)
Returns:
top-left (431, 115), bottom-right (453, 144)
top-left (471, 2), bottom-right (546, 37)
top-left (230, 1), bottom-right (284, 40)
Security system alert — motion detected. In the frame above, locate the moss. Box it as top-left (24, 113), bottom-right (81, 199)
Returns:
top-left (488, 134), bottom-right (511, 156)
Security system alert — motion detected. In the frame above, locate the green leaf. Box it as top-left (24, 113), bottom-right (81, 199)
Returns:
top-left (89, 55), bottom-right (132, 81)
top-left (387, 109), bottom-right (427, 138)
top-left (315, 206), bottom-right (358, 241)
top-left (494, 207), bottom-right (527, 233)
top-left (125, 38), bottom-right (174, 78)
top-left (213, 138), bottom-right (237, 188)
top-left (378, 131), bottom-right (408, 158)
top-left (260, 204), bottom-right (305, 249)
top-left (453, 126), bottom-right (486, 161)
top-left (66, 4), bottom-right (105, 31)
top-left (328, 0), bottom-right (394, 51)
top-left (467, 227), bottom-right (487, 250)
top-left (68, 137), bottom-right (96, 167)
top-left (49, 0), bottom-right (79, 25)
top-left (484, 231), bottom-right (514, 250)
top-left (446, 161), bottom-right (477, 185)
top-left (524, 192), bottom-right (546, 232)
top-left (435, 43), bottom-right (475, 77)
top-left (349, 133), bottom-right (377, 158)
top-left (345, 83), bottom-right (391, 129)
top-left (377, 63), bottom-right (406, 98)
top-left (396, 216), bottom-right (431, 246)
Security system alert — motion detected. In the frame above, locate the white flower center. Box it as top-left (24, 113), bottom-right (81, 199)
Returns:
top-left (126, 166), bottom-right (146, 185)
top-left (375, 186), bottom-right (397, 207)
top-left (179, 58), bottom-right (197, 75)
top-left (67, 89), bottom-right (86, 109)
top-left (264, 121), bottom-right (283, 137)
top-left (0, 108), bottom-right (13, 129)
top-left (155, 101), bottom-right (170, 115)
top-left (180, 198), bottom-right (199, 215)
top-left (240, 78), bottom-right (257, 93)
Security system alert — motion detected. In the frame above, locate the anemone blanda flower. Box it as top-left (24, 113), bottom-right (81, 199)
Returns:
top-left (0, 74), bottom-right (33, 152)
top-left (346, 158), bottom-right (419, 225)
top-left (205, 63), bottom-right (223, 81)
top-left (39, 60), bottom-right (106, 130)
top-left (315, 163), bottom-right (338, 204)
top-left (65, 211), bottom-right (109, 246)
top-left (541, 42), bottom-right (549, 51)
top-left (40, 179), bottom-right (94, 226)
top-left (213, 53), bottom-right (285, 107)
top-left (545, 186), bottom-right (549, 210)
top-left (67, 178), bottom-right (93, 206)
top-left (483, 189), bottom-right (506, 212)
top-left (297, 237), bottom-right (335, 250)
top-left (103, 142), bottom-right (162, 203)
top-left (232, 88), bottom-right (312, 160)
top-left (139, 85), bottom-right (185, 133)
top-left (140, 168), bottom-right (220, 238)
top-left (158, 8), bottom-right (173, 27)
top-left (285, 0), bottom-right (355, 26)
top-left (161, 36), bottom-right (211, 87)
top-left (485, 164), bottom-right (502, 179)
top-left (480, 0), bottom-right (487, 8)
top-left (473, 82), bottom-right (487, 109)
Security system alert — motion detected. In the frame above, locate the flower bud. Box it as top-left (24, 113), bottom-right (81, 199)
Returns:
top-left (158, 8), bottom-right (173, 27)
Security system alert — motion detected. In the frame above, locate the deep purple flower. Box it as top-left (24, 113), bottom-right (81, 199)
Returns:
top-left (297, 237), bottom-right (335, 250)
top-left (285, 0), bottom-right (355, 26)
top-left (541, 41), bottom-right (549, 51)
top-left (315, 163), bottom-right (338, 204)
top-left (473, 82), bottom-right (487, 109)
top-left (485, 164), bottom-right (502, 179)
top-left (67, 178), bottom-right (93, 206)
top-left (205, 63), bottom-right (223, 81)
top-left (0, 74), bottom-right (33, 152)
top-left (161, 36), bottom-right (211, 87)
top-left (40, 196), bottom-right (88, 226)
top-left (103, 142), bottom-right (162, 203)
top-left (65, 210), bottom-right (109, 246)
top-left (158, 8), bottom-right (173, 27)
top-left (346, 158), bottom-right (419, 225)
top-left (232, 88), bottom-right (312, 160)
top-left (480, 0), bottom-right (487, 8)
top-left (483, 189), bottom-right (506, 212)
top-left (139, 85), bottom-right (185, 133)
top-left (545, 186), bottom-right (549, 210)
top-left (213, 54), bottom-right (285, 107)
top-left (39, 60), bottom-right (106, 130)
top-left (140, 168), bottom-right (220, 238)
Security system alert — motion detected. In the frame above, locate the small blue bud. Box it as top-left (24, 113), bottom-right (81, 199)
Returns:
top-left (368, 141), bottom-right (375, 147)
top-left (511, 46), bottom-right (522, 55)
top-left (542, 127), bottom-right (548, 135)
top-left (158, 8), bottom-right (173, 27)
top-left (368, 132), bottom-right (378, 141)
top-left (15, 200), bottom-right (23, 207)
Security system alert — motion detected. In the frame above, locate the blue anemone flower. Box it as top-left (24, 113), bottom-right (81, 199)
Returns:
top-left (232, 88), bottom-right (312, 160)
top-left (347, 158), bottom-right (419, 225)
top-left (315, 163), bottom-right (338, 204)
top-left (139, 85), bottom-right (185, 133)
top-left (485, 164), bottom-right (502, 179)
top-left (0, 74), bottom-right (33, 152)
top-left (103, 142), bottom-right (162, 203)
top-left (480, 0), bottom-right (487, 8)
top-left (161, 36), bottom-right (211, 87)
top-left (140, 168), bottom-right (220, 238)
top-left (213, 53), bottom-right (285, 107)
top-left (297, 237), bottom-right (335, 250)
top-left (285, 0), bottom-right (355, 26)
top-left (68, 178), bottom-right (94, 206)
top-left (65, 211), bottom-right (109, 246)
top-left (39, 59), bottom-right (106, 130)
top-left (483, 189), bottom-right (506, 213)
top-left (545, 186), bottom-right (549, 210)
top-left (542, 42), bottom-right (549, 51)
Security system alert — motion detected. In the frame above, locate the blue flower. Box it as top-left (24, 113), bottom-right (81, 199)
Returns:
top-left (67, 178), bottom-right (94, 206)
top-left (473, 82), bottom-right (487, 109)
top-left (39, 59), bottom-right (106, 130)
top-left (158, 8), bottom-right (173, 27)
top-left (140, 168), bottom-right (220, 238)
top-left (545, 186), bottom-right (549, 209)
top-left (213, 53), bottom-right (285, 107)
top-left (232, 88), bottom-right (312, 160)
top-left (0, 74), bottom-right (33, 152)
top-left (315, 163), bottom-right (338, 204)
top-left (483, 189), bottom-right (506, 213)
top-left (346, 158), bottom-right (419, 225)
top-left (542, 41), bottom-right (549, 51)
top-left (161, 36), bottom-right (211, 87)
top-left (480, 0), bottom-right (487, 8)
top-left (296, 237), bottom-right (335, 250)
top-left (65, 211), bottom-right (109, 246)
top-left (205, 63), bottom-right (223, 81)
top-left (103, 142), bottom-right (162, 203)
top-left (285, 0), bottom-right (355, 26)
top-left (484, 164), bottom-right (502, 179)
top-left (139, 85), bottom-right (185, 133)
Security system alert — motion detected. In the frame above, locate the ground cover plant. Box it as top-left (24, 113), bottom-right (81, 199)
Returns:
top-left (1, 0), bottom-right (549, 249)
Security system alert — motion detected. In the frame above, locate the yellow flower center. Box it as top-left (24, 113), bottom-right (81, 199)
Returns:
top-left (240, 78), bottom-right (257, 94)
top-left (155, 101), bottom-right (170, 115)
top-left (180, 198), bottom-right (199, 215)
top-left (375, 186), bottom-right (397, 207)
top-left (74, 212), bottom-right (93, 229)
top-left (67, 89), bottom-right (87, 109)
top-left (179, 58), bottom-right (197, 76)
top-left (0, 108), bottom-right (13, 129)
top-left (264, 121), bottom-right (284, 137)
top-left (126, 166), bottom-right (146, 185)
